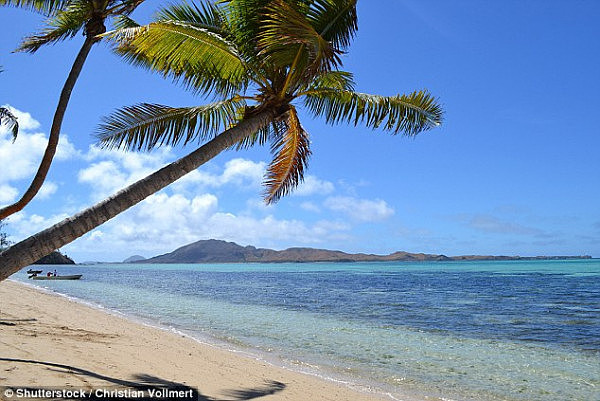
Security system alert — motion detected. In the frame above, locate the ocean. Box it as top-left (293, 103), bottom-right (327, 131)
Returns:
top-left (13, 259), bottom-right (600, 401)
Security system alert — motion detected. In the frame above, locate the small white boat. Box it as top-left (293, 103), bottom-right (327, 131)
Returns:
top-left (31, 274), bottom-right (82, 280)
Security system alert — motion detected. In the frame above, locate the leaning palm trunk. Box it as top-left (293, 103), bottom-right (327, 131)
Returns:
top-left (0, 37), bottom-right (96, 219)
top-left (0, 110), bottom-right (275, 281)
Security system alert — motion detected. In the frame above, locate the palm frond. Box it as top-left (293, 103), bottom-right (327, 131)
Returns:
top-left (298, 70), bottom-right (355, 94)
top-left (0, 0), bottom-right (70, 16)
top-left (258, 0), bottom-right (340, 78)
top-left (264, 106), bottom-right (311, 203)
top-left (109, 21), bottom-right (248, 97)
top-left (0, 107), bottom-right (19, 141)
top-left (97, 98), bottom-right (246, 151)
top-left (304, 89), bottom-right (443, 136)
top-left (107, 0), bottom-right (145, 16)
top-left (305, 0), bottom-right (357, 50)
top-left (112, 15), bottom-right (140, 30)
top-left (156, 0), bottom-right (225, 34)
top-left (16, 0), bottom-right (91, 53)
top-left (219, 0), bottom-right (271, 59)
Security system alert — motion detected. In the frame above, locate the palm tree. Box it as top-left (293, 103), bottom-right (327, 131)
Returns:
top-left (0, 0), bottom-right (443, 281)
top-left (0, 0), bottom-right (146, 219)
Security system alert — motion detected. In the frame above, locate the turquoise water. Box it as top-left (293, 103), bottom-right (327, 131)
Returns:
top-left (14, 259), bottom-right (600, 401)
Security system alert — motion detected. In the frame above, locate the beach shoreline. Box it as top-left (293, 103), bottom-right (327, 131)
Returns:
top-left (0, 280), bottom-right (424, 401)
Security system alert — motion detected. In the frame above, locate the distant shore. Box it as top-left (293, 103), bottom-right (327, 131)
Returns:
top-left (79, 239), bottom-right (594, 264)
top-left (0, 280), bottom-right (405, 401)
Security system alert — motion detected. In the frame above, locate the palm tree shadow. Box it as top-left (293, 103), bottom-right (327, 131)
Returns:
top-left (0, 358), bottom-right (287, 400)
top-left (0, 357), bottom-right (205, 400)
top-left (221, 380), bottom-right (286, 400)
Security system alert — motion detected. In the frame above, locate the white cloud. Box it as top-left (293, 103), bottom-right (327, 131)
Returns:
top-left (171, 169), bottom-right (216, 190)
top-left (55, 134), bottom-right (81, 160)
top-left (174, 158), bottom-right (266, 190)
top-left (7, 210), bottom-right (71, 239)
top-left (0, 184), bottom-right (18, 203)
top-left (293, 175), bottom-right (334, 197)
top-left (78, 160), bottom-right (128, 197)
top-left (221, 158), bottom-right (265, 187)
top-left (89, 230), bottom-right (104, 241)
top-left (2, 106), bottom-right (40, 131)
top-left (324, 196), bottom-right (395, 222)
top-left (78, 146), bottom-right (177, 200)
top-left (244, 197), bottom-right (274, 213)
top-left (38, 181), bottom-right (58, 199)
top-left (0, 129), bottom-right (48, 182)
top-left (79, 149), bottom-right (268, 202)
top-left (198, 213), bottom-right (351, 247)
top-left (300, 201), bottom-right (321, 213)
top-left (0, 105), bottom-right (79, 201)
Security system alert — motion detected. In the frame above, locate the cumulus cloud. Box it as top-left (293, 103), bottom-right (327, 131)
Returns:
top-left (77, 150), bottom-right (269, 203)
top-left (0, 105), bottom-right (79, 206)
top-left (244, 197), bottom-right (275, 213)
top-left (77, 145), bottom-right (176, 200)
top-left (173, 158), bottom-right (266, 192)
top-left (0, 184), bottom-right (18, 203)
top-left (8, 210), bottom-right (71, 240)
top-left (78, 160), bottom-right (128, 198)
top-left (38, 181), bottom-right (58, 199)
top-left (300, 201), bottom-right (321, 213)
top-left (293, 175), bottom-right (334, 197)
top-left (221, 158), bottom-right (265, 187)
top-left (0, 127), bottom-right (48, 182)
top-left (2, 106), bottom-right (40, 131)
top-left (324, 196), bottom-right (395, 222)
top-left (55, 135), bottom-right (81, 160)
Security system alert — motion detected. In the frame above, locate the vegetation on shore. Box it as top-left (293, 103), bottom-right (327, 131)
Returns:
top-left (33, 251), bottom-right (75, 264)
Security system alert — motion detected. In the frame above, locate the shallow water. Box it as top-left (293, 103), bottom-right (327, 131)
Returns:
top-left (15, 259), bottom-right (600, 401)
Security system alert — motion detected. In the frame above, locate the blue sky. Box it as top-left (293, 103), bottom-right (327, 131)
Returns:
top-left (1, 1), bottom-right (599, 261)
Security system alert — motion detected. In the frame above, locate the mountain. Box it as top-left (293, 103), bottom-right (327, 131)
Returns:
top-left (140, 240), bottom-right (592, 264)
top-left (33, 251), bottom-right (75, 265)
top-left (123, 255), bottom-right (146, 263)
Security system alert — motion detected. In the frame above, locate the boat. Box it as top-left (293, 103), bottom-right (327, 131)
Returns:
top-left (26, 269), bottom-right (43, 275)
top-left (31, 274), bottom-right (82, 280)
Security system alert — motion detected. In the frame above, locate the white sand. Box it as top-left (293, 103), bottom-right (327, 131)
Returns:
top-left (0, 280), bottom-right (421, 401)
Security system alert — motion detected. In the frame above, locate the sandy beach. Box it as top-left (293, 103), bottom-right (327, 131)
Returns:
top-left (0, 280), bottom-right (399, 401)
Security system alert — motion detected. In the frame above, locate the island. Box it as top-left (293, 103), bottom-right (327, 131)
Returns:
top-left (33, 251), bottom-right (75, 265)
top-left (132, 239), bottom-right (592, 264)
